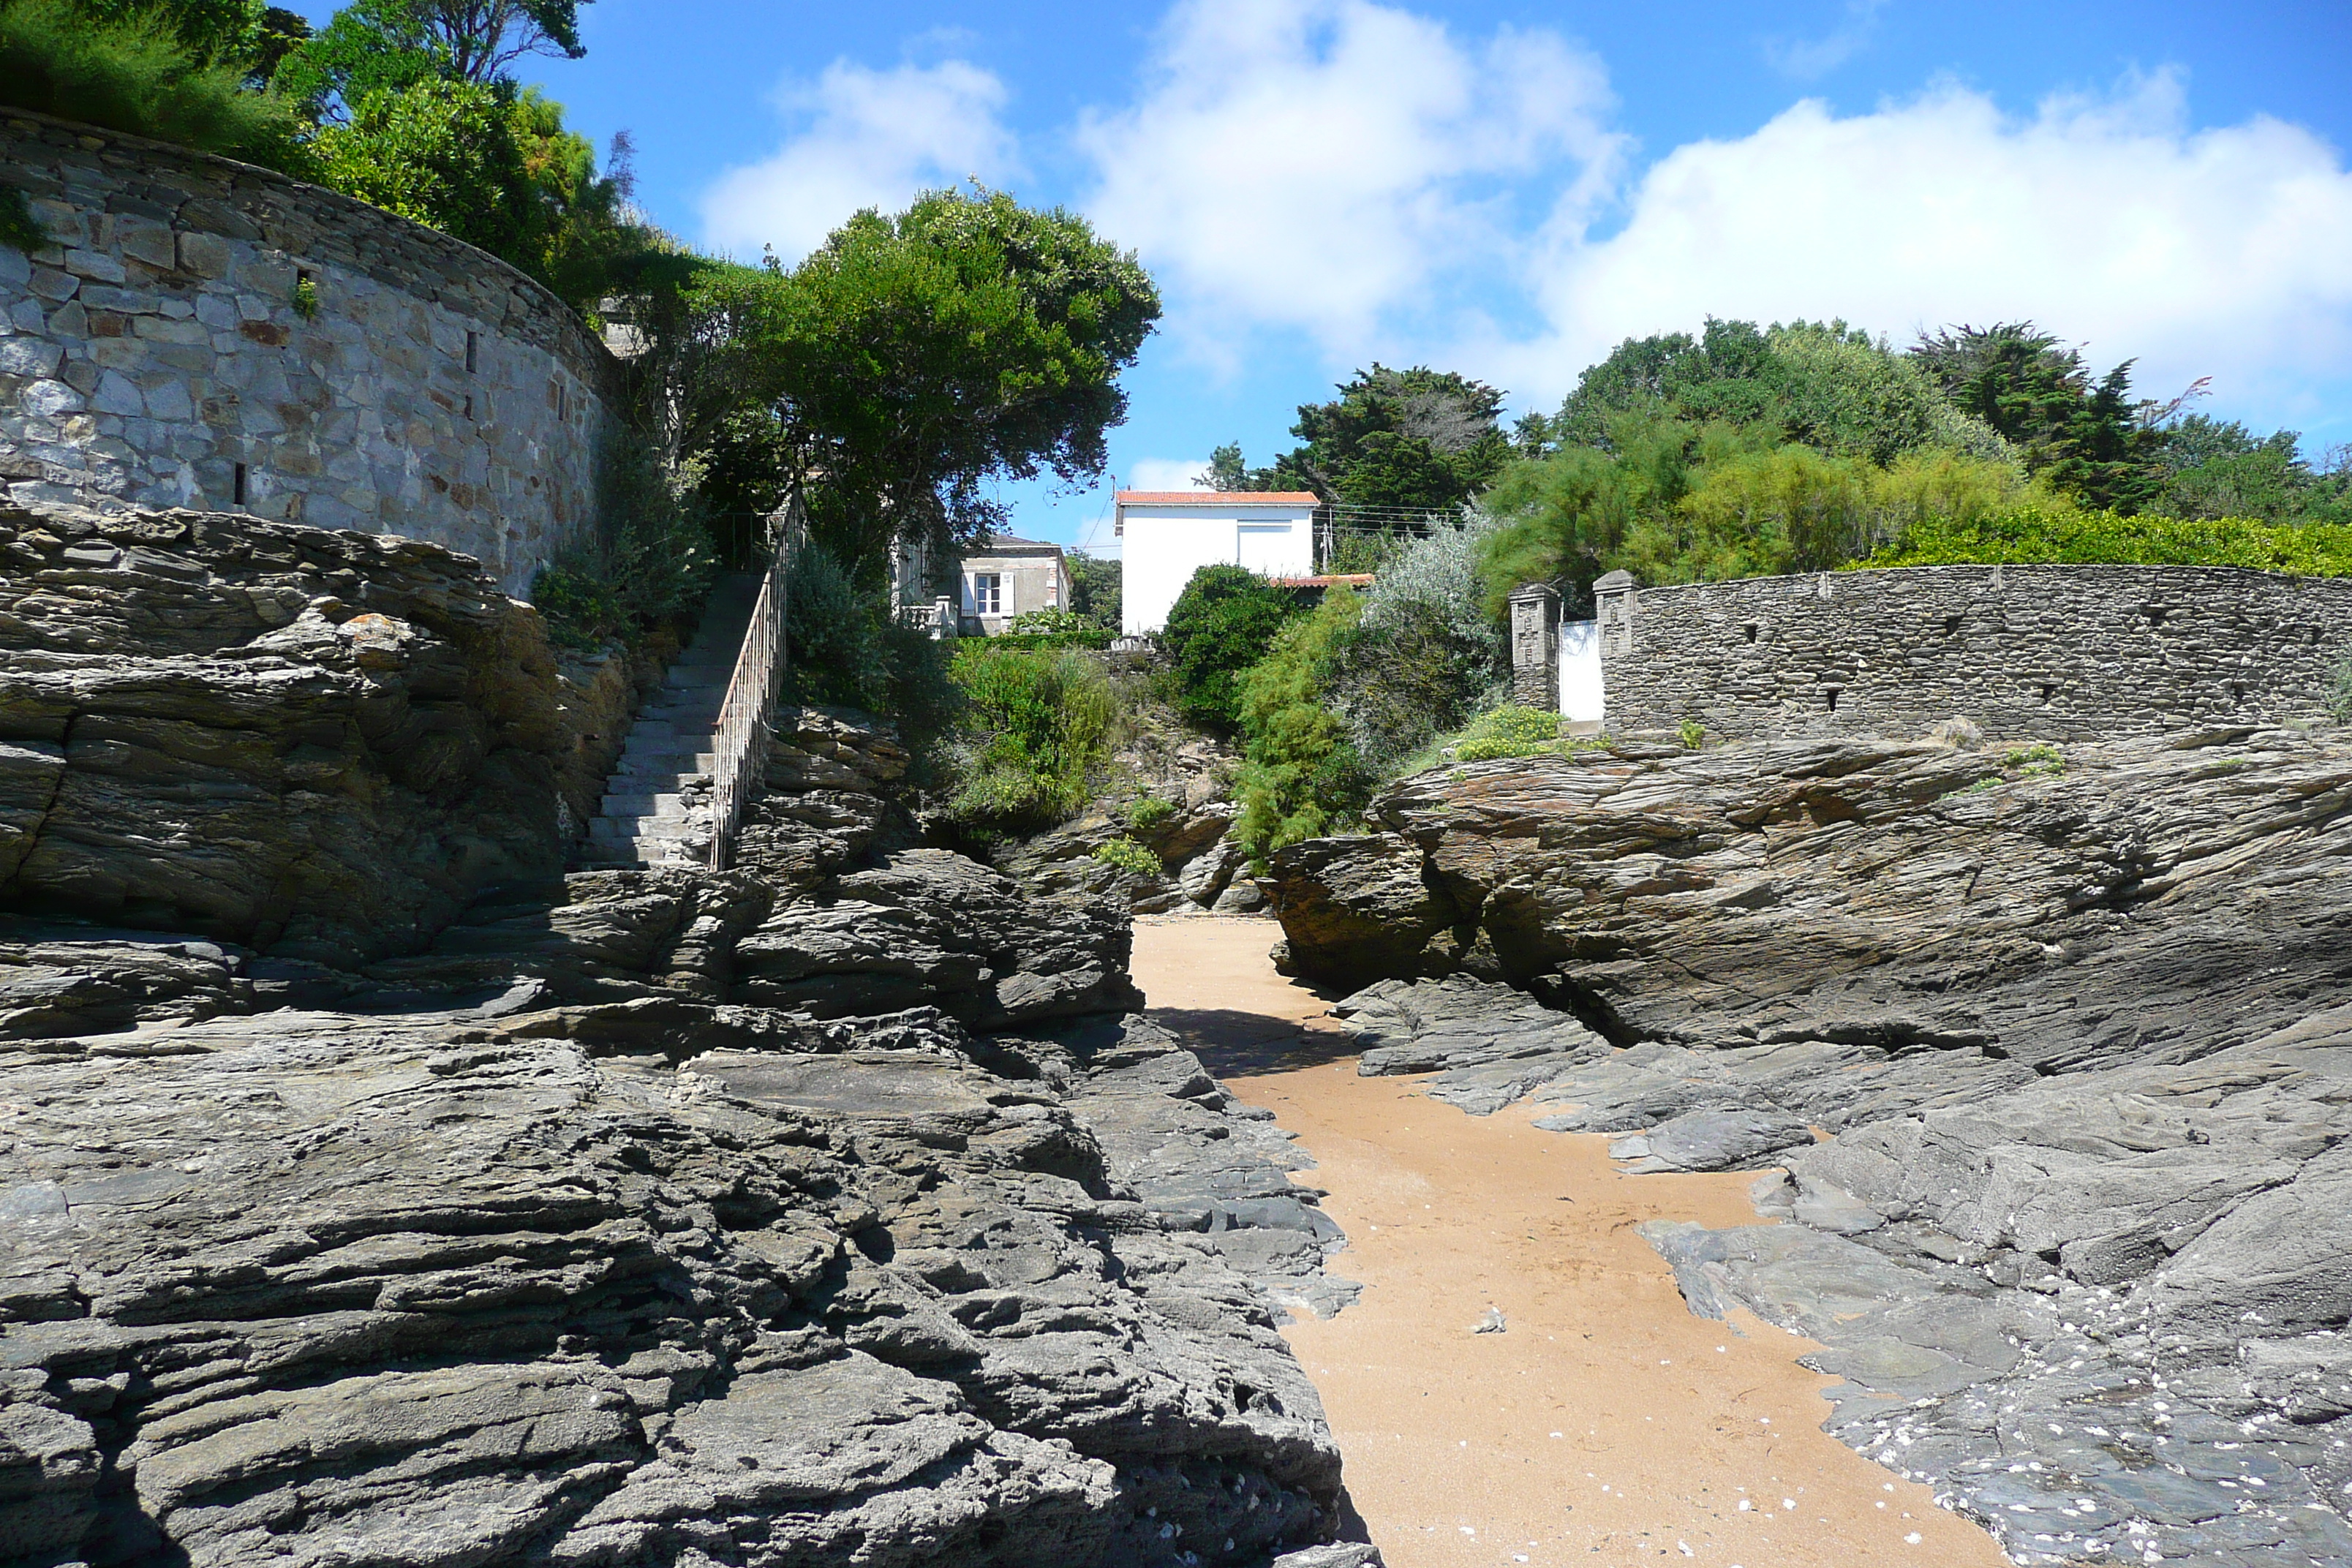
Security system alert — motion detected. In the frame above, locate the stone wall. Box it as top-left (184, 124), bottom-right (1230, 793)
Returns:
top-left (0, 110), bottom-right (618, 598)
top-left (1593, 563), bottom-right (2352, 739)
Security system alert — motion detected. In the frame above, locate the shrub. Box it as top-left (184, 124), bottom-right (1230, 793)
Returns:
top-left (1234, 588), bottom-right (1372, 863)
top-left (1866, 502), bottom-right (2352, 575)
top-left (1125, 794), bottom-right (1176, 831)
top-left (941, 645), bottom-right (1120, 834)
top-left (975, 630), bottom-right (1114, 651)
top-left (2331, 656), bottom-right (2352, 723)
top-left (1092, 837), bottom-right (1161, 876)
top-left (1006, 607), bottom-right (1100, 635)
top-left (532, 436), bottom-right (715, 652)
top-left (1678, 718), bottom-right (1705, 750)
top-left (1327, 510), bottom-right (1507, 771)
top-left (1411, 705), bottom-right (1607, 770)
top-left (0, 0), bottom-right (316, 177)
top-left (775, 538), bottom-right (961, 769)
top-left (1161, 565), bottom-right (1303, 733)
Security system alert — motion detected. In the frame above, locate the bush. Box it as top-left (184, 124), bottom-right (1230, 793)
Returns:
top-left (975, 630), bottom-right (1114, 651)
top-left (1327, 510), bottom-right (1506, 771)
top-left (1234, 588), bottom-right (1373, 864)
top-left (1006, 607), bottom-right (1100, 635)
top-left (1866, 502), bottom-right (2352, 575)
top-left (773, 538), bottom-right (961, 769)
top-left (1408, 705), bottom-right (1608, 770)
top-left (1092, 837), bottom-right (1161, 876)
top-left (1068, 553), bottom-right (1123, 629)
top-left (2332, 656), bottom-right (2352, 723)
top-left (1161, 565), bottom-right (1303, 732)
top-left (0, 0), bottom-right (315, 176)
top-left (1126, 794), bottom-right (1175, 831)
top-left (941, 645), bottom-right (1120, 834)
top-left (531, 435), bottom-right (715, 652)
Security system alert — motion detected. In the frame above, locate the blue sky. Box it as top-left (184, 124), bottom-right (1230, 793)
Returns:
top-left (298, 1), bottom-right (2352, 553)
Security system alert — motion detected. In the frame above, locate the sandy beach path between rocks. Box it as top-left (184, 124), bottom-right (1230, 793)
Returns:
top-left (1133, 916), bottom-right (2010, 1568)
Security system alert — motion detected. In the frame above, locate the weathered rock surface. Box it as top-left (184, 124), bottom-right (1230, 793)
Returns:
top-left (0, 951), bottom-right (1360, 1566)
top-left (0, 502), bottom-right (603, 961)
top-left (1285, 734), bottom-right (2352, 1565)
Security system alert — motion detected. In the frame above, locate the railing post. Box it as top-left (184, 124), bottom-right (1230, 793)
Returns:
top-left (705, 492), bottom-right (802, 872)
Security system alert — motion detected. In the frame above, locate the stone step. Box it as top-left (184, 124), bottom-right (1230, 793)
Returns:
top-left (598, 792), bottom-right (693, 821)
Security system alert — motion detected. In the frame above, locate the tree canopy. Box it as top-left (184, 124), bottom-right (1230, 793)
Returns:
top-left (676, 186), bottom-right (1159, 575)
top-left (1213, 364), bottom-right (1512, 513)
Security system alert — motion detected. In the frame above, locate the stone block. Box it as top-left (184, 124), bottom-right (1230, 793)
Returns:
top-left (90, 369), bottom-right (143, 416)
top-left (141, 378), bottom-right (192, 421)
top-left (20, 379), bottom-right (83, 418)
top-left (114, 217), bottom-right (176, 271)
top-left (62, 248), bottom-right (126, 284)
top-left (176, 230), bottom-right (230, 279)
top-left (0, 337), bottom-right (63, 378)
top-left (28, 268), bottom-right (78, 302)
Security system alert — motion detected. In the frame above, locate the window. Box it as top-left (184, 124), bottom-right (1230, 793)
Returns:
top-left (975, 573), bottom-right (1001, 615)
top-left (465, 331), bottom-right (479, 373)
top-left (232, 461), bottom-right (247, 506)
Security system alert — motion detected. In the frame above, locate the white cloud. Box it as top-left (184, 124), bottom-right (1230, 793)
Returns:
top-left (1763, 0), bottom-right (1888, 82)
top-left (1126, 457), bottom-right (1211, 491)
top-left (1496, 72), bottom-right (2352, 424)
top-left (701, 59), bottom-right (1018, 262)
top-left (1077, 0), bottom-right (1623, 366)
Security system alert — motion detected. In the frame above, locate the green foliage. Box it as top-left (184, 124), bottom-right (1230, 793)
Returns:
top-left (0, 186), bottom-right (45, 254)
top-left (277, 0), bottom-right (584, 101)
top-left (1067, 553), bottom-right (1122, 628)
top-left (941, 645), bottom-right (1120, 834)
top-left (772, 538), bottom-right (962, 769)
top-left (1006, 606), bottom-right (1099, 636)
top-left (1866, 502), bottom-right (2352, 576)
top-left (1092, 837), bottom-right (1161, 876)
top-left (971, 630), bottom-right (1112, 651)
top-left (680, 187), bottom-right (1159, 580)
top-left (1547, 317), bottom-right (2004, 466)
top-left (1160, 565), bottom-right (1303, 733)
top-left (1413, 706), bottom-right (1607, 769)
top-left (289, 271), bottom-right (317, 317)
top-left (2146, 415), bottom-right (2349, 526)
top-left (528, 434), bottom-right (713, 650)
top-left (2005, 743), bottom-right (2065, 777)
top-left (1908, 322), bottom-right (2167, 511)
top-left (1678, 718), bottom-right (1705, 751)
top-left (0, 0), bottom-right (316, 173)
top-left (1327, 510), bottom-right (1505, 770)
top-left (2329, 657), bottom-right (2352, 723)
top-left (1234, 588), bottom-right (1371, 864)
top-left (1124, 794), bottom-right (1175, 831)
top-left (1218, 366), bottom-right (1510, 523)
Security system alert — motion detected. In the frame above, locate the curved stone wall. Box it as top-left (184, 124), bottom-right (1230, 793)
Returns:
top-left (0, 110), bottom-right (617, 597)
top-left (1593, 563), bottom-right (2352, 739)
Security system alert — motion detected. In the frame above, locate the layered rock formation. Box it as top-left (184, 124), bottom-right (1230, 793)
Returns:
top-left (0, 504), bottom-right (1370, 1566)
top-left (1275, 732), bottom-right (2352, 1565)
top-left (0, 502), bottom-right (607, 962)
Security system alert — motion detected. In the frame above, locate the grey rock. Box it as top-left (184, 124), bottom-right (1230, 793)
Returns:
top-left (1609, 1108), bottom-right (1813, 1172)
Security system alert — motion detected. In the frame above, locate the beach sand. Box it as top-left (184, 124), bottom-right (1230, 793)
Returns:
top-left (1133, 914), bottom-right (2010, 1568)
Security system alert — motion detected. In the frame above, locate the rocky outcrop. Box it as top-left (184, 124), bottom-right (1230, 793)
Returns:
top-left (0, 503), bottom-right (1372, 1565)
top-left (0, 502), bottom-right (581, 962)
top-left (0, 977), bottom-right (1356, 1566)
top-left (1281, 733), bottom-right (2352, 1565)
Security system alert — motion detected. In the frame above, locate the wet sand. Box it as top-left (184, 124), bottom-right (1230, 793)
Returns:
top-left (1133, 915), bottom-right (2009, 1568)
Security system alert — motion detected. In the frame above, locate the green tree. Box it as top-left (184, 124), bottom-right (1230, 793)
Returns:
top-left (1234, 587), bottom-right (1370, 862)
top-left (1161, 564), bottom-right (1301, 733)
top-left (679, 186), bottom-right (1160, 578)
top-left (1907, 322), bottom-right (2162, 510)
top-left (1267, 364), bottom-right (1512, 511)
top-left (274, 0), bottom-right (585, 108)
top-left (1194, 442), bottom-right (1247, 491)
top-left (1067, 553), bottom-right (1122, 628)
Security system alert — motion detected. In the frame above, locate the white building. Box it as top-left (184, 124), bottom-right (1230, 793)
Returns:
top-left (1113, 490), bottom-right (1320, 635)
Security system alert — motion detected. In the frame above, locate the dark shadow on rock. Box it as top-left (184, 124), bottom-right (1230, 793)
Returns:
top-left (1148, 1006), bottom-right (1363, 1078)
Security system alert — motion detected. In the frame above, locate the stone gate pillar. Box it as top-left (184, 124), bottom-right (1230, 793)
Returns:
top-left (1594, 570), bottom-right (1638, 659)
top-left (1509, 582), bottom-right (1561, 709)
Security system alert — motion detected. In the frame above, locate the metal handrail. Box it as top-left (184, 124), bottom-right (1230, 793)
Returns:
top-left (705, 494), bottom-right (803, 871)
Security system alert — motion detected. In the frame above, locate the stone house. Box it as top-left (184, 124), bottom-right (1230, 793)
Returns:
top-left (959, 534), bottom-right (1073, 635)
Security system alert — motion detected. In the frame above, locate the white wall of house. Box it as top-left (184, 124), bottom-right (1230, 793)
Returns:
top-left (1115, 491), bottom-right (1319, 634)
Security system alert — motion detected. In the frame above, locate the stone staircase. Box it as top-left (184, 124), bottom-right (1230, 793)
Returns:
top-left (576, 572), bottom-right (762, 867)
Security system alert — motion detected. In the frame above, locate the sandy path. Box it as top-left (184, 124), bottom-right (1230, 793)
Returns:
top-left (1133, 916), bottom-right (2010, 1568)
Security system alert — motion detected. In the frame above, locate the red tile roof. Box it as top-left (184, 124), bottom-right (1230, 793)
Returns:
top-left (1115, 491), bottom-right (1320, 506)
